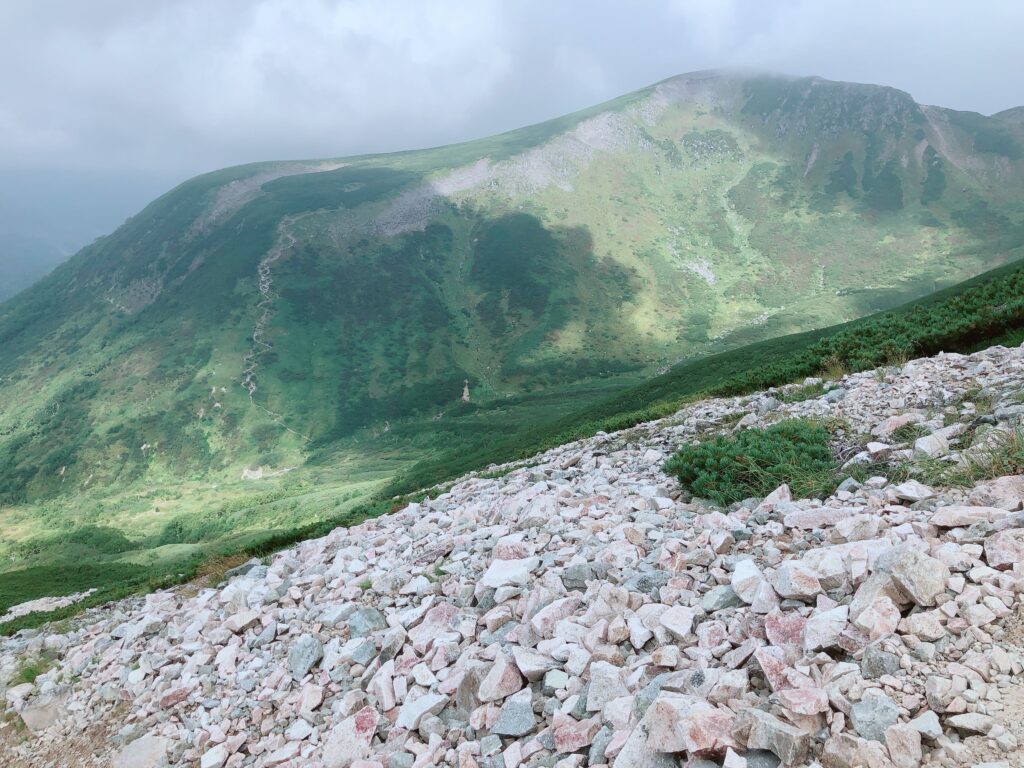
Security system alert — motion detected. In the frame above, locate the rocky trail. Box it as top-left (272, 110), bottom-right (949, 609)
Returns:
top-left (4, 343), bottom-right (1024, 768)
top-left (239, 217), bottom-right (310, 443)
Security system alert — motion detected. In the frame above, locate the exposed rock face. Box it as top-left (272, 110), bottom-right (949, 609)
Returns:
top-left (3, 343), bottom-right (1024, 767)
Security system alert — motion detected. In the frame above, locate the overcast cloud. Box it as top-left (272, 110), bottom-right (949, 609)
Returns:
top-left (1, 0), bottom-right (1022, 181)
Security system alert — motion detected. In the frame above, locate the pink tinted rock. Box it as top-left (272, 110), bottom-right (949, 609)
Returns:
top-left (900, 611), bottom-right (945, 642)
top-left (804, 606), bottom-right (848, 651)
top-left (407, 602), bottom-right (459, 650)
top-left (299, 683), bottom-right (324, 713)
top-left (757, 484), bottom-right (792, 513)
top-left (885, 723), bottom-right (923, 768)
top-left (478, 653), bottom-right (524, 702)
top-left (552, 714), bottom-right (600, 753)
top-left (223, 610), bottom-right (260, 634)
top-left (890, 480), bottom-right (934, 503)
top-left (323, 706), bottom-right (379, 768)
top-left (641, 694), bottom-right (735, 755)
top-left (659, 605), bottom-right (696, 641)
top-left (530, 597), bottom-right (582, 637)
top-left (783, 507), bottom-right (850, 530)
top-left (885, 546), bottom-right (949, 606)
top-left (985, 529), bottom-right (1024, 570)
top-left (853, 595), bottom-right (900, 640)
top-left (822, 733), bottom-right (892, 768)
top-left (679, 706), bottom-right (737, 755)
top-left (930, 506), bottom-right (1002, 528)
top-left (777, 687), bottom-right (830, 715)
top-left (479, 557), bottom-right (539, 589)
top-left (695, 620), bottom-right (728, 650)
top-left (722, 639), bottom-right (759, 669)
top-left (764, 611), bottom-right (806, 647)
top-left (753, 647), bottom-right (813, 692)
top-left (772, 561), bottom-right (822, 601)
top-left (968, 475), bottom-right (1024, 511)
top-left (159, 687), bottom-right (190, 708)
top-left (743, 708), bottom-right (810, 765)
top-left (872, 414), bottom-right (921, 439)
top-left (494, 536), bottom-right (531, 560)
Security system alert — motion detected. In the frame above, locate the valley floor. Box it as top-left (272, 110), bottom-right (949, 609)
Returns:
top-left (2, 343), bottom-right (1024, 767)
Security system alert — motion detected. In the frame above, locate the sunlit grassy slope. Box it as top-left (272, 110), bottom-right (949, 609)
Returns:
top-left (2, 71), bottom-right (1024, 626)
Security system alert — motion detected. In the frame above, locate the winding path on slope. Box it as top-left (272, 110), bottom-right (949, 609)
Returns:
top-left (240, 215), bottom-right (311, 442)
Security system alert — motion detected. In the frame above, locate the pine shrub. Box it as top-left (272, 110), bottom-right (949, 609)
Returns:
top-left (664, 419), bottom-right (837, 505)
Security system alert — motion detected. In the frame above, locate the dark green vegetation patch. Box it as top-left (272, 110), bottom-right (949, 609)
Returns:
top-left (664, 420), bottom-right (836, 505)
top-left (946, 109), bottom-right (1023, 160)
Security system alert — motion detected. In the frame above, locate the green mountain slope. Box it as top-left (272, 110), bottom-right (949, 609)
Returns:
top-left (4, 245), bottom-right (1024, 634)
top-left (2, 70), bottom-right (1024, 510)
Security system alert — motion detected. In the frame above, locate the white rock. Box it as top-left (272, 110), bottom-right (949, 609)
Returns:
top-left (731, 559), bottom-right (770, 605)
top-left (659, 605), bottom-right (696, 640)
top-left (914, 433), bottom-right (949, 458)
top-left (479, 557), bottom-right (540, 589)
top-left (395, 692), bottom-right (449, 730)
top-left (200, 744), bottom-right (229, 768)
top-left (115, 735), bottom-right (171, 768)
top-left (804, 606), bottom-right (848, 650)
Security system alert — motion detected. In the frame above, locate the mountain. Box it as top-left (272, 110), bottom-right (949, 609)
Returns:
top-left (994, 105), bottom-right (1024, 124)
top-left (2, 70), bottom-right (1024, 510)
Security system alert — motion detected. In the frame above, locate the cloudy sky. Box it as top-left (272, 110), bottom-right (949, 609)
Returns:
top-left (3, 0), bottom-right (1023, 183)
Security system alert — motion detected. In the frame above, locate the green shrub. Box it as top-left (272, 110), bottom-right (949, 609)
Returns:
top-left (663, 419), bottom-right (838, 505)
top-left (13, 525), bottom-right (134, 560)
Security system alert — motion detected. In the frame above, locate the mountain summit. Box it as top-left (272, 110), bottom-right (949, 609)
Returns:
top-left (1, 71), bottom-right (1023, 503)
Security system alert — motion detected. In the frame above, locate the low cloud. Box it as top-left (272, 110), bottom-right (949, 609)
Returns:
top-left (1, 0), bottom-right (1022, 178)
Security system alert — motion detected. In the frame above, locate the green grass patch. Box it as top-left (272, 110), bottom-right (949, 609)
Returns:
top-left (912, 428), bottom-right (1024, 488)
top-left (0, 492), bottom-right (403, 636)
top-left (0, 563), bottom-right (148, 616)
top-left (891, 423), bottom-right (931, 444)
top-left (777, 381), bottom-right (827, 404)
top-left (13, 655), bottom-right (55, 685)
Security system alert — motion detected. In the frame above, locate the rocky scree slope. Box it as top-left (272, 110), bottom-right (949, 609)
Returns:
top-left (4, 342), bottom-right (1024, 768)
